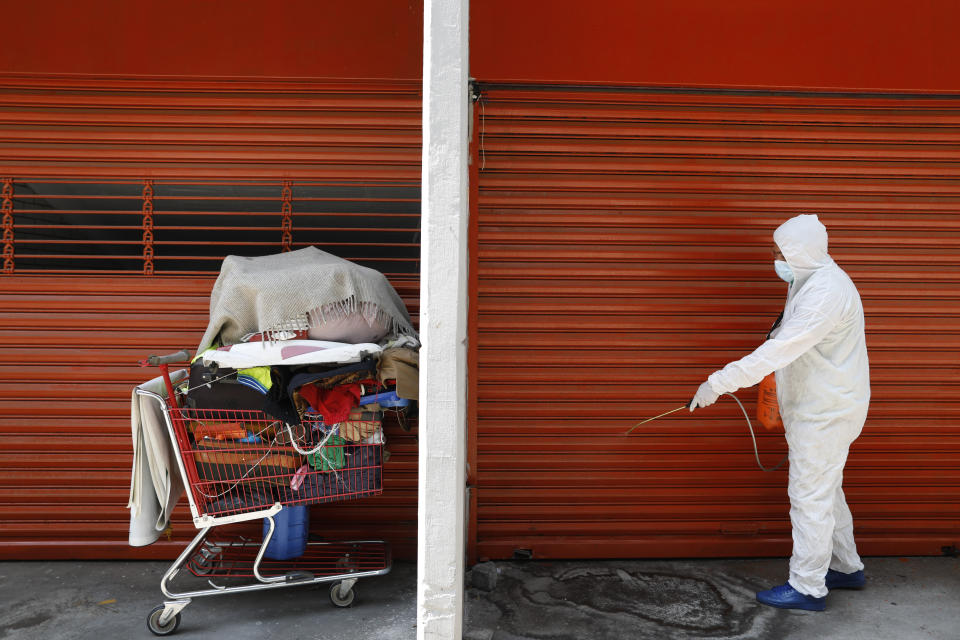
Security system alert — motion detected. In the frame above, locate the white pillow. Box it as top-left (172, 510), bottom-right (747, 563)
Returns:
top-left (306, 311), bottom-right (389, 344)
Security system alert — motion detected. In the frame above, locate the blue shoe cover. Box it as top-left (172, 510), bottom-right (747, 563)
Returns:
top-left (756, 583), bottom-right (826, 611)
top-left (825, 569), bottom-right (865, 590)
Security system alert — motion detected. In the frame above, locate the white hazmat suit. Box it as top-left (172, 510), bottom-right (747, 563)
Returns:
top-left (697, 214), bottom-right (870, 598)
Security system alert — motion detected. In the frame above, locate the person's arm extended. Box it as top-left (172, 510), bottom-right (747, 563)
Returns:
top-left (707, 282), bottom-right (842, 396)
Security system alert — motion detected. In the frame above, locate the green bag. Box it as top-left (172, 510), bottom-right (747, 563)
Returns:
top-left (307, 434), bottom-right (346, 471)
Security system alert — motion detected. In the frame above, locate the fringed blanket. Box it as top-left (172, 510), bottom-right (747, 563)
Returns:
top-left (197, 247), bottom-right (417, 354)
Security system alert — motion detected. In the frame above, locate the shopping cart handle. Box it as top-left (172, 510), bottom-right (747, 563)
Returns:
top-left (140, 350), bottom-right (191, 367)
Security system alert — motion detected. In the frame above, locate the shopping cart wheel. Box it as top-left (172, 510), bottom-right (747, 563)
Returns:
top-left (147, 605), bottom-right (182, 636)
top-left (329, 581), bottom-right (356, 607)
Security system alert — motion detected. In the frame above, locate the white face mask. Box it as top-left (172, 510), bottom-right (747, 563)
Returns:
top-left (774, 260), bottom-right (794, 284)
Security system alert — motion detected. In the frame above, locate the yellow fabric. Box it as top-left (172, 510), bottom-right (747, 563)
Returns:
top-left (237, 366), bottom-right (272, 391)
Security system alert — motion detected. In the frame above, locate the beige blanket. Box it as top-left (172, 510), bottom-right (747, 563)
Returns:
top-left (197, 247), bottom-right (417, 353)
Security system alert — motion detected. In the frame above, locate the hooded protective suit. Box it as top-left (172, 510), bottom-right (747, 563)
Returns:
top-left (702, 214), bottom-right (870, 598)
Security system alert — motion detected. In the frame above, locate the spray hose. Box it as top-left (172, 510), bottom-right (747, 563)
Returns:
top-left (722, 393), bottom-right (788, 472)
top-left (626, 393), bottom-right (788, 472)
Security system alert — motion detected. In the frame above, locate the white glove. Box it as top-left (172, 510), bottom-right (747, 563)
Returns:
top-left (690, 380), bottom-right (719, 411)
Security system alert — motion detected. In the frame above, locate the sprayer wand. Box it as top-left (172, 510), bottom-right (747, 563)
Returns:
top-left (625, 394), bottom-right (787, 472)
top-left (624, 401), bottom-right (692, 435)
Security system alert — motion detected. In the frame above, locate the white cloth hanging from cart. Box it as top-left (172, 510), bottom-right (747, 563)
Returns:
top-left (128, 369), bottom-right (187, 547)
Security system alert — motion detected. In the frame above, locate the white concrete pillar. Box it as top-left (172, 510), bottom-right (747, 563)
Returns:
top-left (417, 0), bottom-right (469, 638)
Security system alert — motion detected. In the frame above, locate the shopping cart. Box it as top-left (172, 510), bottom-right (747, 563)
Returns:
top-left (137, 350), bottom-right (392, 636)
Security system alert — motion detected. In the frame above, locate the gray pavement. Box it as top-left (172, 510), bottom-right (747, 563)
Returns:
top-left (0, 556), bottom-right (957, 639)
top-left (0, 560), bottom-right (417, 640)
top-left (465, 557), bottom-right (960, 640)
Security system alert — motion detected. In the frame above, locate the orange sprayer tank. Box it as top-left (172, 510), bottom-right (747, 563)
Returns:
top-left (757, 372), bottom-right (784, 430)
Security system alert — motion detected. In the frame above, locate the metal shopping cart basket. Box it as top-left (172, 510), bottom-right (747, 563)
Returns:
top-left (137, 350), bottom-right (391, 636)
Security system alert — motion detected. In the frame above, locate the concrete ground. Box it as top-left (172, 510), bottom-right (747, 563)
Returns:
top-left (464, 557), bottom-right (960, 640)
top-left (0, 559), bottom-right (417, 640)
top-left (0, 556), bottom-right (956, 640)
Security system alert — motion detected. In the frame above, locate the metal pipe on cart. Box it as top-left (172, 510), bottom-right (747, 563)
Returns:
top-left (140, 350), bottom-right (191, 401)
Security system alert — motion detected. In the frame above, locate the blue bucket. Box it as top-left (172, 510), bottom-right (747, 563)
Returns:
top-left (262, 505), bottom-right (309, 560)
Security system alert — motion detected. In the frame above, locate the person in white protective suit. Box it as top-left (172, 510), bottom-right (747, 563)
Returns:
top-left (690, 214), bottom-right (870, 611)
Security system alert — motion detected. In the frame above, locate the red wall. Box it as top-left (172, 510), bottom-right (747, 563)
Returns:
top-left (471, 0), bottom-right (960, 92)
top-left (6, 1), bottom-right (958, 92)
top-left (0, 0), bottom-right (422, 80)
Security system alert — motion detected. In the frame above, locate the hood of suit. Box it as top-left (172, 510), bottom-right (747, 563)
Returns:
top-left (774, 214), bottom-right (834, 282)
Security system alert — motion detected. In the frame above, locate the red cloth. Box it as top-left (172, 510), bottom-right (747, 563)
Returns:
top-left (298, 383), bottom-right (362, 424)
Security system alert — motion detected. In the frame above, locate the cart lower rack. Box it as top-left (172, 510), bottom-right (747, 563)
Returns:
top-left (137, 351), bottom-right (392, 636)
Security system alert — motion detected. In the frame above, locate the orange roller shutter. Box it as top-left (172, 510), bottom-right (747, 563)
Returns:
top-left (470, 86), bottom-right (960, 561)
top-left (0, 77), bottom-right (421, 560)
